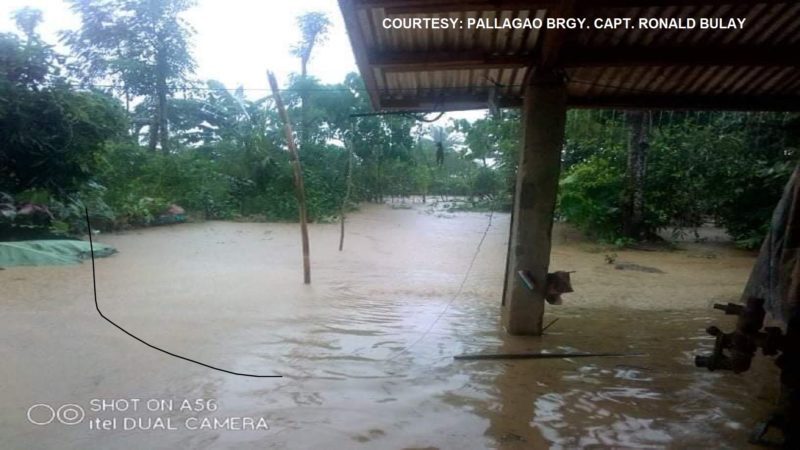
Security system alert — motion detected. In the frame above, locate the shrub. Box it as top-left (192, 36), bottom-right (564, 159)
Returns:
top-left (558, 156), bottom-right (624, 240)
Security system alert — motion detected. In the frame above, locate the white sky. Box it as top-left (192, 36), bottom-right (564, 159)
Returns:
top-left (0, 0), bottom-right (484, 121)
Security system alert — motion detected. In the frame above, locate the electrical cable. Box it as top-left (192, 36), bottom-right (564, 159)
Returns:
top-left (404, 111), bottom-right (446, 122)
top-left (84, 207), bottom-right (282, 378)
top-left (58, 76), bottom-right (676, 97)
top-left (387, 209), bottom-right (495, 361)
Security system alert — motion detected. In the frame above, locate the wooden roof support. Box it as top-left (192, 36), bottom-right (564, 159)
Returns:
top-left (368, 46), bottom-right (798, 73)
top-left (561, 46), bottom-right (800, 68)
top-left (570, 94), bottom-right (800, 111)
top-left (355, 0), bottom-right (787, 15)
top-left (379, 94), bottom-right (522, 111)
top-left (503, 69), bottom-right (567, 335)
top-left (379, 48), bottom-right (800, 71)
top-left (369, 51), bottom-right (531, 72)
top-left (536, 0), bottom-right (575, 70)
top-left (339, 0), bottom-right (382, 110)
top-left (377, 93), bottom-right (800, 112)
top-left (341, 0), bottom-right (800, 112)
top-left (356, 0), bottom-right (557, 14)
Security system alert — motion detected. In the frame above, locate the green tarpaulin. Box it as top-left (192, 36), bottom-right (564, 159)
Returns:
top-left (0, 240), bottom-right (116, 267)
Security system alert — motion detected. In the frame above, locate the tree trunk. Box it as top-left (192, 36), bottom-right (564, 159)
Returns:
top-left (268, 71), bottom-right (311, 284)
top-left (623, 111), bottom-right (649, 239)
top-left (157, 86), bottom-right (169, 154)
top-left (156, 52), bottom-right (170, 155)
top-left (377, 152), bottom-right (384, 203)
top-left (148, 116), bottom-right (159, 151)
top-left (300, 58), bottom-right (309, 149)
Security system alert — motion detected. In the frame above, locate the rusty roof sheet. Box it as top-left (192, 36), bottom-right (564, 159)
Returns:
top-left (339, 0), bottom-right (800, 111)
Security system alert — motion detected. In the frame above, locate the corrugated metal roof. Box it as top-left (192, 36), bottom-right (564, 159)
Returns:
top-left (339, 0), bottom-right (800, 111)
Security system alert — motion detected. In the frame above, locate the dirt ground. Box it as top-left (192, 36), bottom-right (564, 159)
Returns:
top-left (549, 221), bottom-right (755, 310)
top-left (0, 203), bottom-right (780, 449)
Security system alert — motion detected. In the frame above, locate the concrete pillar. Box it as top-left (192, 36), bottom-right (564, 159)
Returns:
top-left (502, 70), bottom-right (567, 335)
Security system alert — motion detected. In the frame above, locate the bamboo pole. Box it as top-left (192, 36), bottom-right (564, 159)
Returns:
top-left (268, 71), bottom-right (311, 284)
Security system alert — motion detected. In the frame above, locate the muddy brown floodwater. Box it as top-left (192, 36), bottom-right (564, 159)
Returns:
top-left (0, 203), bottom-right (781, 449)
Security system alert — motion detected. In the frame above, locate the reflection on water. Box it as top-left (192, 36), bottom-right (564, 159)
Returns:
top-left (0, 203), bottom-right (776, 449)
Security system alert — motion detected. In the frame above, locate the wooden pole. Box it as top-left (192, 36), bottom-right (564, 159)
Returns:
top-left (502, 69), bottom-right (567, 335)
top-left (268, 71), bottom-right (311, 284)
top-left (339, 121), bottom-right (355, 251)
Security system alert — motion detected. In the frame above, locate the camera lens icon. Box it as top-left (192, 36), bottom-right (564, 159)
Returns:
top-left (27, 404), bottom-right (55, 426)
top-left (57, 404), bottom-right (85, 425)
top-left (27, 403), bottom-right (85, 426)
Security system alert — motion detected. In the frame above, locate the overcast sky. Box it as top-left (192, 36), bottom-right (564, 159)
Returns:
top-left (0, 0), bottom-right (484, 121)
top-left (0, 0), bottom-right (356, 88)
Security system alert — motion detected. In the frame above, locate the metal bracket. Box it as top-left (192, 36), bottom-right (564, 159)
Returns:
top-left (695, 298), bottom-right (785, 373)
top-left (516, 270), bottom-right (574, 305)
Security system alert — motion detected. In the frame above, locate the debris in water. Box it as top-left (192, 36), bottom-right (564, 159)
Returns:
top-left (614, 262), bottom-right (664, 273)
top-left (454, 352), bottom-right (646, 361)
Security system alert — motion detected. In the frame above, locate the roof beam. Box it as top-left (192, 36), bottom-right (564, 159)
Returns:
top-left (356, 0), bottom-right (555, 14)
top-left (581, 0), bottom-right (787, 6)
top-left (536, 0), bottom-right (575, 69)
top-left (369, 51), bottom-right (531, 71)
top-left (569, 94), bottom-right (800, 111)
top-left (561, 46), bottom-right (800, 68)
top-left (375, 90), bottom-right (800, 112)
top-left (339, 0), bottom-right (382, 110)
top-left (379, 94), bottom-right (521, 111)
top-left (355, 0), bottom-right (786, 15)
top-left (367, 46), bottom-right (799, 73)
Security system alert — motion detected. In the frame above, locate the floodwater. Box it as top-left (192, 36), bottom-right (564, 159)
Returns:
top-left (0, 202), bottom-right (780, 449)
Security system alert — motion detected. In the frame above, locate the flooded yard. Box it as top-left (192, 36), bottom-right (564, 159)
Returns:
top-left (0, 203), bottom-right (779, 449)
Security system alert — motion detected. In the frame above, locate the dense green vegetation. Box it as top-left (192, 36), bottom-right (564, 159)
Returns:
top-left (559, 111), bottom-right (798, 247)
top-left (1, 2), bottom-right (797, 248)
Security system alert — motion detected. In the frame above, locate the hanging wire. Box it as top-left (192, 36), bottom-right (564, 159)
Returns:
top-left (583, 109), bottom-right (591, 143)
top-left (754, 111), bottom-right (765, 149)
top-left (84, 208), bottom-right (282, 378)
top-left (404, 111), bottom-right (446, 122)
top-left (386, 210), bottom-right (495, 362)
top-left (53, 74), bottom-right (685, 97)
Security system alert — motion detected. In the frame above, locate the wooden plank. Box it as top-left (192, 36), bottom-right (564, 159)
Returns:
top-left (367, 46), bottom-right (799, 73)
top-left (561, 46), bottom-right (800, 67)
top-left (454, 351), bottom-right (645, 360)
top-left (355, 0), bottom-right (785, 15)
top-left (569, 94), bottom-right (800, 111)
top-left (359, 0), bottom-right (556, 14)
top-left (536, 0), bottom-right (576, 69)
top-left (369, 50), bottom-right (531, 71)
top-left (379, 94), bottom-right (522, 110)
top-left (375, 90), bottom-right (800, 112)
